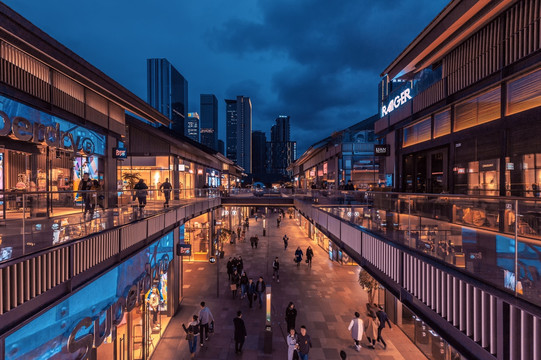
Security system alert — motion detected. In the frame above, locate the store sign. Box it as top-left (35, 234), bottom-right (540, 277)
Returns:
top-left (209, 256), bottom-right (216, 264)
top-left (177, 243), bottom-right (191, 256)
top-left (178, 164), bottom-right (185, 171)
top-left (309, 170), bottom-right (316, 177)
top-left (374, 144), bottom-right (390, 156)
top-left (381, 88), bottom-right (412, 116)
top-left (0, 95), bottom-right (105, 155)
top-left (112, 147), bottom-right (127, 159)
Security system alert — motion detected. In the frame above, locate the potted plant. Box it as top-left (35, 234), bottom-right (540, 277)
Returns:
top-left (121, 172), bottom-right (141, 205)
top-left (358, 268), bottom-right (379, 313)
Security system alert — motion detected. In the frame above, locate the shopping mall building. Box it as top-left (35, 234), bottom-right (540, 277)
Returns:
top-left (375, 0), bottom-right (541, 197)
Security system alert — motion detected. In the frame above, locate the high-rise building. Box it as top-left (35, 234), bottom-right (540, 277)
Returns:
top-left (225, 96), bottom-right (252, 172)
top-left (218, 140), bottom-right (225, 155)
top-left (268, 115), bottom-right (295, 176)
top-left (186, 112), bottom-right (199, 142)
top-left (147, 58), bottom-right (188, 135)
top-left (200, 94), bottom-right (218, 150)
top-left (252, 131), bottom-right (267, 177)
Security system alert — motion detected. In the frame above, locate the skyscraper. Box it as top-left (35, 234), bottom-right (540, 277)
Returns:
top-left (147, 58), bottom-right (188, 135)
top-left (186, 112), bottom-right (199, 142)
top-left (225, 96), bottom-right (252, 172)
top-left (268, 115), bottom-right (296, 176)
top-left (252, 131), bottom-right (267, 178)
top-left (218, 140), bottom-right (225, 155)
top-left (200, 94), bottom-right (218, 150)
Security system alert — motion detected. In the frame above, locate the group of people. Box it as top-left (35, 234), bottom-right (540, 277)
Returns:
top-left (348, 305), bottom-right (392, 352)
top-left (293, 245), bottom-right (314, 266)
top-left (182, 301), bottom-right (215, 358)
top-left (78, 172), bottom-right (105, 220)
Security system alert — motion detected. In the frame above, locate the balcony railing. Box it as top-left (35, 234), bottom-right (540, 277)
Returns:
top-left (0, 188), bottom-right (219, 263)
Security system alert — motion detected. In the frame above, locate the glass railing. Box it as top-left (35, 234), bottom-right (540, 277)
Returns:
top-left (0, 188), bottom-right (220, 263)
top-left (318, 192), bottom-right (541, 308)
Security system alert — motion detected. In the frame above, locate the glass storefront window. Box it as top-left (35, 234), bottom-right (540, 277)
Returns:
top-left (185, 213), bottom-right (210, 261)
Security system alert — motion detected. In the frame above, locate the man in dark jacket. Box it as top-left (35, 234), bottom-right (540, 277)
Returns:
top-left (285, 302), bottom-right (297, 331)
top-left (133, 178), bottom-right (148, 214)
top-left (376, 306), bottom-right (392, 349)
top-left (255, 276), bottom-right (266, 308)
top-left (297, 325), bottom-right (312, 360)
top-left (159, 178), bottom-right (172, 207)
top-left (246, 278), bottom-right (256, 308)
top-left (78, 172), bottom-right (93, 220)
top-left (233, 311), bottom-right (247, 353)
top-left (272, 257), bottom-right (280, 282)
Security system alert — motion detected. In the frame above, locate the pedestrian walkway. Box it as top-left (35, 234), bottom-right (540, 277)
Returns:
top-left (152, 211), bottom-right (426, 359)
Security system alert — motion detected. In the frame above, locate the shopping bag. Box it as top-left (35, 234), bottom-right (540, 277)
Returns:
top-left (230, 284), bottom-right (237, 291)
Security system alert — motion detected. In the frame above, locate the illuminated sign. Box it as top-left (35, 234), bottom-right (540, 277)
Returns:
top-left (177, 243), bottom-right (192, 256)
top-left (374, 144), bottom-right (390, 156)
top-left (112, 147), bottom-right (127, 159)
top-left (188, 112), bottom-right (199, 118)
top-left (309, 170), bottom-right (316, 177)
top-left (179, 164), bottom-right (185, 171)
top-left (381, 88), bottom-right (412, 116)
top-left (197, 169), bottom-right (203, 175)
top-left (200, 128), bottom-right (214, 133)
top-left (323, 162), bottom-right (328, 174)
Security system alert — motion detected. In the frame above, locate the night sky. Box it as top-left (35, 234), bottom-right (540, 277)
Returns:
top-left (4, 0), bottom-right (448, 155)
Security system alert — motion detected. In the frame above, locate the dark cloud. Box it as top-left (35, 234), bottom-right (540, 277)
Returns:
top-left (5, 0), bottom-right (448, 155)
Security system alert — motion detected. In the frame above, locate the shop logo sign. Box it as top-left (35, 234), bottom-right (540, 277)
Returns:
top-left (381, 88), bottom-right (412, 117)
top-left (0, 111), bottom-right (95, 155)
top-left (67, 259), bottom-right (168, 360)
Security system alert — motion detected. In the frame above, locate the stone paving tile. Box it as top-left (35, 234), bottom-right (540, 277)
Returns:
top-left (151, 211), bottom-right (427, 360)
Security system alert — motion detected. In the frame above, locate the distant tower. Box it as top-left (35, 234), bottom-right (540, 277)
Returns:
top-left (186, 112), bottom-right (200, 142)
top-left (268, 115), bottom-right (295, 176)
top-left (218, 139), bottom-right (225, 155)
top-left (225, 96), bottom-right (252, 172)
top-left (200, 94), bottom-right (218, 150)
top-left (252, 131), bottom-right (267, 177)
top-left (147, 58), bottom-right (188, 135)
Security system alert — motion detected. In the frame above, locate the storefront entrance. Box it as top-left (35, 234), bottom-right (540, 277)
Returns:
top-left (403, 148), bottom-right (448, 193)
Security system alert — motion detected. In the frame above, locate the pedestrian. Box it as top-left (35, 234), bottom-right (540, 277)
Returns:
top-left (227, 257), bottom-right (233, 280)
top-left (91, 179), bottom-right (105, 212)
top-left (246, 278), bottom-right (256, 308)
top-left (133, 178), bottom-right (148, 215)
top-left (365, 313), bottom-right (380, 349)
top-left (297, 325), bottom-right (312, 360)
top-left (283, 234), bottom-right (289, 250)
top-left (245, 217), bottom-right (249, 229)
top-left (255, 214), bottom-right (258, 221)
top-left (237, 226), bottom-right (241, 239)
top-left (255, 276), bottom-right (266, 308)
top-left (230, 269), bottom-right (240, 299)
top-left (339, 350), bottom-right (347, 359)
top-left (182, 315), bottom-right (200, 358)
top-left (159, 178), bottom-right (172, 207)
top-left (348, 311), bottom-right (364, 352)
top-left (294, 247), bottom-right (303, 267)
top-left (285, 302), bottom-right (297, 331)
top-left (306, 246), bottom-right (314, 267)
top-left (233, 311), bottom-right (247, 354)
top-left (254, 235), bottom-right (259, 248)
top-left (287, 328), bottom-right (298, 360)
top-left (250, 236), bottom-right (255, 249)
top-left (277, 217), bottom-right (281, 228)
top-left (237, 256), bottom-right (244, 275)
top-left (78, 172), bottom-right (93, 220)
top-left (198, 301), bottom-right (215, 347)
top-left (272, 257), bottom-right (280, 282)
top-left (240, 271), bottom-right (248, 299)
top-left (376, 306), bottom-right (392, 349)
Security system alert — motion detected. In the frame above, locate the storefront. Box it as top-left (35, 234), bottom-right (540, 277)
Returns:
top-left (184, 213), bottom-right (211, 261)
top-left (0, 94), bottom-right (107, 218)
top-left (4, 231), bottom-right (175, 360)
top-left (177, 162), bottom-right (194, 199)
top-left (117, 156), bottom-right (173, 201)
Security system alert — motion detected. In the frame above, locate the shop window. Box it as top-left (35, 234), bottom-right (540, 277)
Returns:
top-left (454, 87), bottom-right (501, 132)
top-left (506, 154), bottom-right (541, 197)
top-left (507, 67), bottom-right (541, 115)
top-left (403, 117), bottom-right (431, 147)
top-left (433, 109), bottom-right (450, 138)
top-left (459, 159), bottom-right (499, 196)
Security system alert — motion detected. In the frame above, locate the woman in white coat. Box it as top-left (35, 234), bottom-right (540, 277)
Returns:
top-left (287, 328), bottom-right (298, 360)
top-left (348, 311), bottom-right (364, 352)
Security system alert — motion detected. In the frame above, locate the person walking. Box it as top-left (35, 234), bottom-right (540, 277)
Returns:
top-left (277, 216), bottom-right (281, 228)
top-left (254, 235), bottom-right (259, 248)
top-left (198, 301), bottom-right (215, 347)
top-left (285, 302), bottom-right (298, 331)
top-left (239, 271), bottom-right (248, 299)
top-left (133, 178), bottom-right (148, 215)
top-left (237, 256), bottom-right (244, 275)
top-left (246, 278), bottom-right (256, 308)
top-left (233, 311), bottom-right (247, 354)
top-left (182, 315), bottom-right (200, 358)
top-left (287, 328), bottom-right (298, 360)
top-left (230, 269), bottom-right (240, 299)
top-left (227, 257), bottom-right (233, 280)
top-left (255, 276), bottom-right (266, 308)
top-left (294, 247), bottom-right (303, 267)
top-left (306, 246), bottom-right (314, 267)
top-left (78, 172), bottom-right (94, 220)
top-left (250, 236), bottom-right (255, 249)
top-left (365, 313), bottom-right (380, 349)
top-left (272, 257), bottom-right (280, 282)
top-left (283, 234), bottom-right (289, 250)
top-left (348, 312), bottom-right (364, 352)
top-left (297, 325), bottom-right (312, 360)
top-left (159, 178), bottom-right (172, 207)
top-left (376, 306), bottom-right (392, 349)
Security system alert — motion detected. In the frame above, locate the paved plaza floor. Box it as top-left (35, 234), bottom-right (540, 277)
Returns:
top-left (152, 211), bottom-right (426, 360)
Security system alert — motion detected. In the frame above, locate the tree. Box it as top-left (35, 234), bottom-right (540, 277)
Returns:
top-left (122, 172), bottom-right (141, 189)
top-left (358, 268), bottom-right (379, 305)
